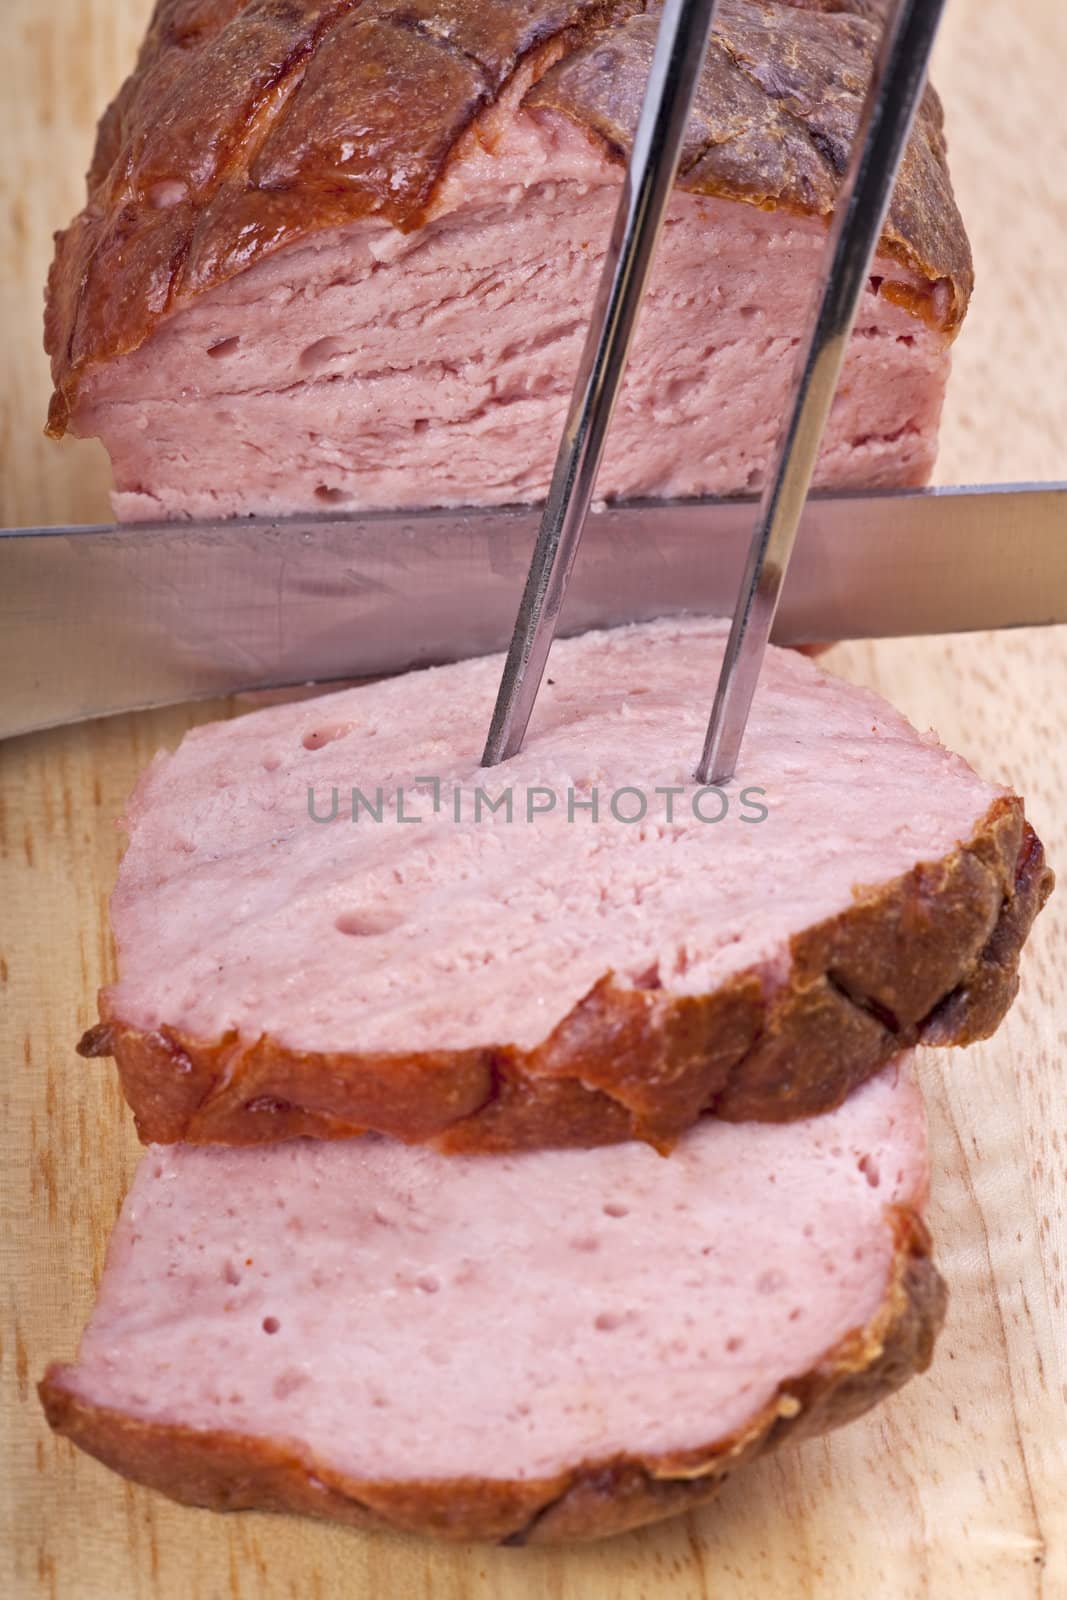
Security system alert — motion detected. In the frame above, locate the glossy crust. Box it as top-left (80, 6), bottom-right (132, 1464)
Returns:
top-left (45, 0), bottom-right (972, 435)
top-left (39, 1209), bottom-right (944, 1543)
top-left (77, 797), bottom-right (1053, 1151)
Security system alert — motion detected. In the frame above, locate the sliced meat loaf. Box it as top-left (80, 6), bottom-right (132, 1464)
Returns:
top-left (46, 0), bottom-right (972, 519)
top-left (79, 617), bottom-right (1052, 1151)
top-left (41, 1059), bottom-right (944, 1544)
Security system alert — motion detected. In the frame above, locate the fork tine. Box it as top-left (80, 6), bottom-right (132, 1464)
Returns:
top-left (481, 0), bottom-right (723, 768)
top-left (695, 0), bottom-right (948, 786)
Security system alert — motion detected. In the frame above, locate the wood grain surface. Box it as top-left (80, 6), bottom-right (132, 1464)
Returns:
top-left (2, 2), bottom-right (1065, 1596)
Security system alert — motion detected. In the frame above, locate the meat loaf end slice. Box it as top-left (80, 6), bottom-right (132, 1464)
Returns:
top-left (79, 618), bottom-right (1052, 1151)
top-left (46, 0), bottom-right (971, 517)
top-left (41, 1060), bottom-right (944, 1544)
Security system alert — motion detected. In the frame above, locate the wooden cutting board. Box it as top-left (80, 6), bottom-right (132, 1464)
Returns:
top-left (2, 2), bottom-right (1065, 1595)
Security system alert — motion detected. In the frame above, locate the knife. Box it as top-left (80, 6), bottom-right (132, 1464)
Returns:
top-left (1, 481), bottom-right (1063, 741)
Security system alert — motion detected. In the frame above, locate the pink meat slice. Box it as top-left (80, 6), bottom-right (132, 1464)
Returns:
top-left (74, 96), bottom-right (950, 521)
top-left (47, 1060), bottom-right (928, 1483)
top-left (106, 617), bottom-right (1002, 1058)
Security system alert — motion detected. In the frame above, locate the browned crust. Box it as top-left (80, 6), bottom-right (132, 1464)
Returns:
top-left (77, 796), bottom-right (1053, 1151)
top-left (45, 0), bottom-right (972, 437)
top-left (525, 0), bottom-right (972, 329)
top-left (39, 1208), bottom-right (945, 1543)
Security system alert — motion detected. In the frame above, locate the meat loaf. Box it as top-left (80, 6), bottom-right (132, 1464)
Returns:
top-left (78, 618), bottom-right (1052, 1150)
top-left (45, 0), bottom-right (972, 519)
top-left (41, 1059), bottom-right (944, 1544)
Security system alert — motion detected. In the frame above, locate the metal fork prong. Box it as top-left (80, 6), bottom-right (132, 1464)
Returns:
top-left (695, 0), bottom-right (948, 786)
top-left (481, 0), bottom-right (723, 768)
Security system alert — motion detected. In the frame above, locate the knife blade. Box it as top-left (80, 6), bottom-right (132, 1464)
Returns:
top-left (1, 482), bottom-right (1063, 740)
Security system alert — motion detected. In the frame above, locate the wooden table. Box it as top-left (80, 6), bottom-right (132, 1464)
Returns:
top-left (3, 3), bottom-right (1065, 1595)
